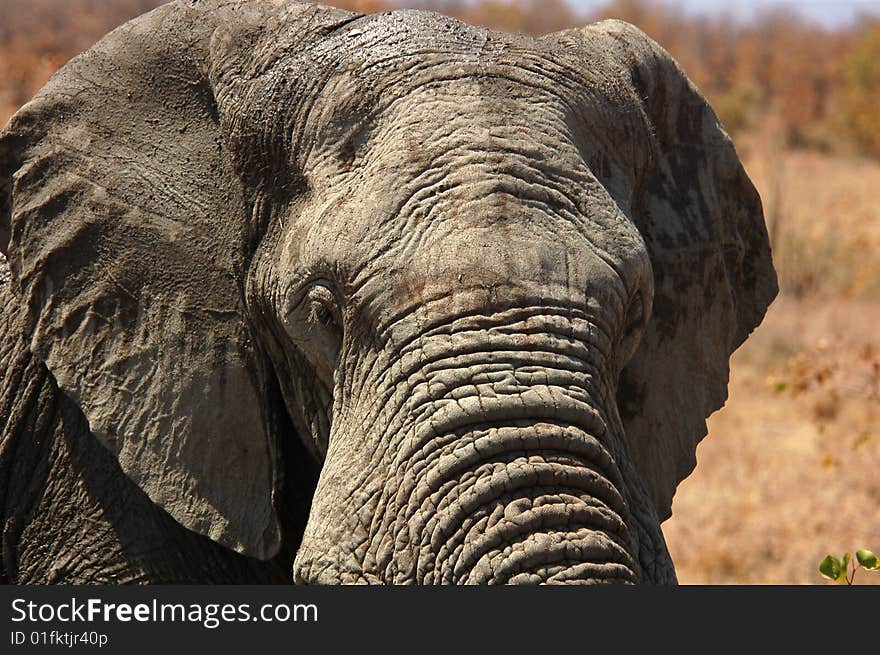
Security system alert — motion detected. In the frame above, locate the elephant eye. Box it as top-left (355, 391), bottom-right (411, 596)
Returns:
top-left (303, 284), bottom-right (340, 329)
top-left (309, 300), bottom-right (333, 326)
top-left (283, 281), bottom-right (342, 378)
top-left (288, 282), bottom-right (341, 339)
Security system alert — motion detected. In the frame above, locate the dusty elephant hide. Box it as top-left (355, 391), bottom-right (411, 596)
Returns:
top-left (0, 1), bottom-right (777, 584)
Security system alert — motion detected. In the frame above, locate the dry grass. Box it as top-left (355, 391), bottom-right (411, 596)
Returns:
top-left (740, 135), bottom-right (880, 299)
top-left (663, 146), bottom-right (880, 585)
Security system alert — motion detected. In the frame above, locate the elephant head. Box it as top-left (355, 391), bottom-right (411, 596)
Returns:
top-left (0, 1), bottom-right (777, 584)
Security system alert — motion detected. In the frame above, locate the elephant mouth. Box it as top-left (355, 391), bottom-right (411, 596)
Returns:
top-left (373, 420), bottom-right (640, 584)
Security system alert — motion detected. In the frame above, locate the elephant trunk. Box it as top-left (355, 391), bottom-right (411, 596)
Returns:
top-left (293, 310), bottom-right (644, 584)
top-left (387, 422), bottom-right (639, 584)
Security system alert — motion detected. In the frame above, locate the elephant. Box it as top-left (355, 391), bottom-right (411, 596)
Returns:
top-left (0, 0), bottom-right (777, 585)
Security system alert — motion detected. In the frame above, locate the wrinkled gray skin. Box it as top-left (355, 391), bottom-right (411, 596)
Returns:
top-left (0, 0), bottom-right (777, 584)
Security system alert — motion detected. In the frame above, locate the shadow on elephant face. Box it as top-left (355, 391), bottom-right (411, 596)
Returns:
top-left (0, 1), bottom-right (776, 583)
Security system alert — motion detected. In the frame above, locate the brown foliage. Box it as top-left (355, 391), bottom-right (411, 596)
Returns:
top-left (2, 0), bottom-right (878, 160)
top-left (0, 0), bottom-right (165, 120)
top-left (837, 20), bottom-right (880, 157)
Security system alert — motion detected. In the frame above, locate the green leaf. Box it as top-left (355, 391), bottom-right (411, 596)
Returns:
top-left (820, 555), bottom-right (842, 581)
top-left (839, 553), bottom-right (852, 583)
top-left (856, 550), bottom-right (879, 570)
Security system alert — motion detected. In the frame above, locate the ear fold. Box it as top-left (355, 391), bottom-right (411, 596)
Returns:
top-left (555, 20), bottom-right (778, 521)
top-left (0, 0), bottom-right (358, 558)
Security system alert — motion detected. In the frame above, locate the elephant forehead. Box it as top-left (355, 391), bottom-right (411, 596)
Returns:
top-left (296, 74), bottom-right (642, 250)
top-left (391, 226), bottom-right (605, 298)
top-left (291, 135), bottom-right (646, 286)
top-left (302, 67), bottom-right (580, 186)
top-left (350, 218), bottom-right (639, 341)
top-left (286, 87), bottom-right (650, 321)
top-left (293, 11), bottom-right (637, 169)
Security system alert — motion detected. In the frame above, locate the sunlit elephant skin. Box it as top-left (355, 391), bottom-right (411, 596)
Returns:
top-left (0, 1), bottom-right (777, 584)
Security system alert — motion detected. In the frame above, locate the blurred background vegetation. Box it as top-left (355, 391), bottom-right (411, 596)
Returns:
top-left (1, 0), bottom-right (878, 583)
top-left (5, 0), bottom-right (880, 160)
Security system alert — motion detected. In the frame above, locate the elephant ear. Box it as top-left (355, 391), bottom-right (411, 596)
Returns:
top-left (557, 21), bottom-right (778, 521)
top-left (0, 0), bottom-right (358, 558)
